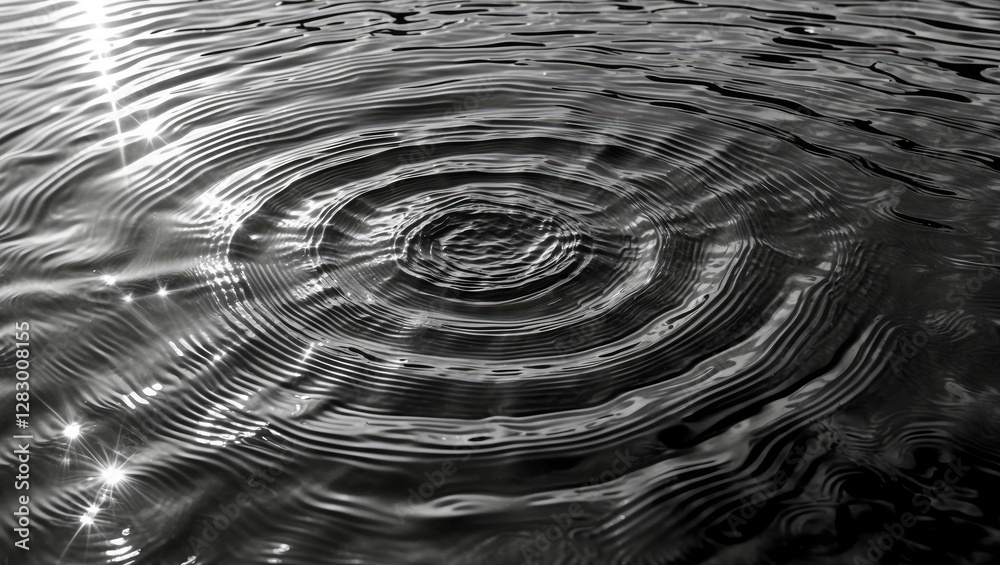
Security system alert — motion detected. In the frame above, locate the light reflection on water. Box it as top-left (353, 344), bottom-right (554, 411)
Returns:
top-left (2, 0), bottom-right (1000, 564)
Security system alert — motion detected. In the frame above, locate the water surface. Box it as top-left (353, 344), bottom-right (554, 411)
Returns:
top-left (2, 1), bottom-right (1000, 564)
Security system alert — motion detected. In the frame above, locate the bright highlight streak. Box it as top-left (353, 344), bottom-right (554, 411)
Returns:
top-left (77, 0), bottom-right (131, 190)
top-left (157, 287), bottom-right (169, 297)
top-left (81, 504), bottom-right (100, 525)
top-left (102, 465), bottom-right (125, 485)
top-left (137, 120), bottom-right (158, 139)
top-left (64, 423), bottom-right (82, 439)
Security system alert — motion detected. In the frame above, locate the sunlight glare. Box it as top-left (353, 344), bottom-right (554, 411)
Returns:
top-left (64, 423), bottom-right (82, 440)
top-left (102, 465), bottom-right (125, 485)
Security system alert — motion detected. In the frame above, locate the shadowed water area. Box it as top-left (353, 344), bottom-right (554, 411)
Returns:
top-left (2, 1), bottom-right (1000, 564)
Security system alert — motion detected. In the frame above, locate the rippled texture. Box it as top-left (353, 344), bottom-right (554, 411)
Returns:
top-left (2, 1), bottom-right (1000, 564)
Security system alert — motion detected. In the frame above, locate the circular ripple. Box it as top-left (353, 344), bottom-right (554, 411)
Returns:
top-left (18, 67), bottom-right (896, 565)
top-left (13, 2), bottom-right (998, 563)
top-left (395, 198), bottom-right (582, 296)
top-left (190, 91), bottom-right (861, 424)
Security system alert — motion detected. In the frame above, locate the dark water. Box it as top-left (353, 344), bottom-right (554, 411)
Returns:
top-left (2, 1), bottom-right (1000, 564)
